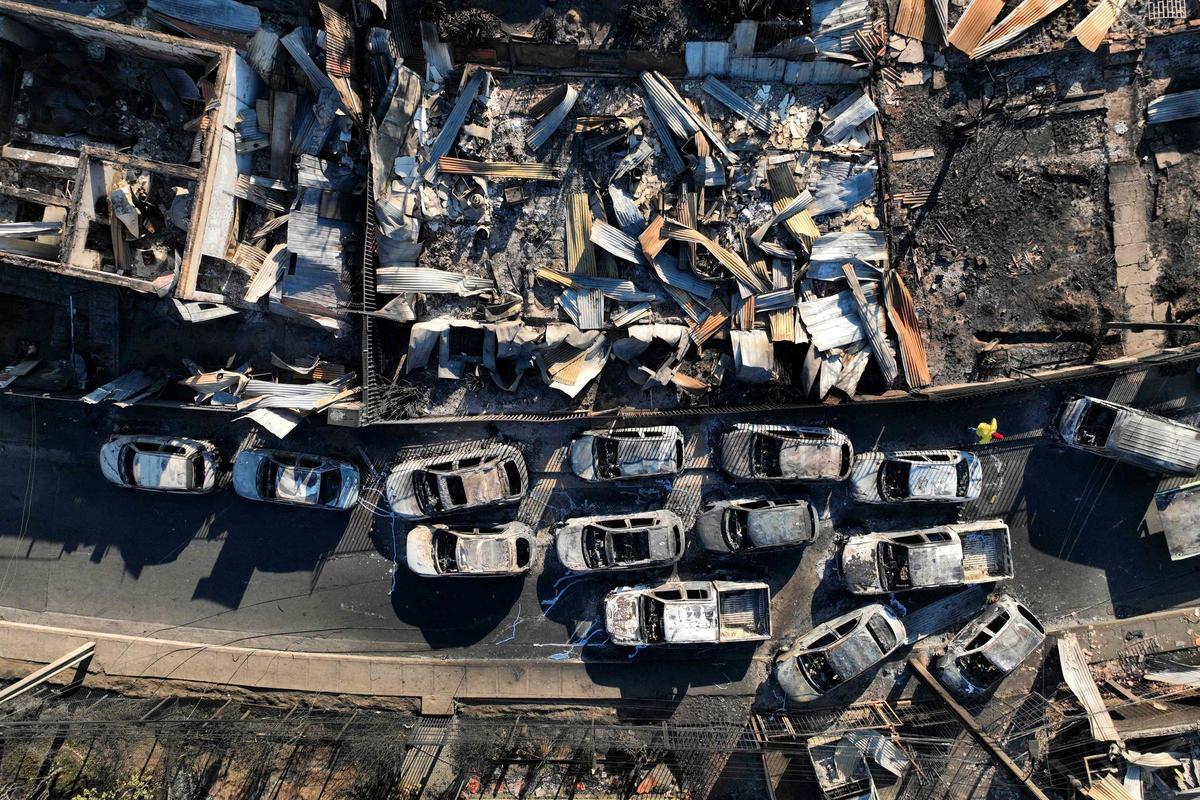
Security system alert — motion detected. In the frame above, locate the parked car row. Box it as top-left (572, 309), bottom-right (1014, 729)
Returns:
top-left (100, 435), bottom-right (361, 509)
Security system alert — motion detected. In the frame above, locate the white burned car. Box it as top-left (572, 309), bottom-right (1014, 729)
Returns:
top-left (840, 520), bottom-right (1013, 594)
top-left (604, 580), bottom-right (771, 646)
top-left (850, 450), bottom-right (982, 504)
top-left (100, 434), bottom-right (220, 494)
top-left (555, 510), bottom-right (684, 572)
top-left (385, 443), bottom-right (528, 519)
top-left (406, 521), bottom-right (534, 577)
top-left (775, 604), bottom-right (906, 703)
top-left (720, 424), bottom-right (853, 482)
top-left (936, 596), bottom-right (1045, 698)
top-left (695, 499), bottom-right (821, 554)
top-left (232, 450), bottom-right (360, 510)
top-left (569, 426), bottom-right (684, 481)
top-left (1055, 395), bottom-right (1200, 476)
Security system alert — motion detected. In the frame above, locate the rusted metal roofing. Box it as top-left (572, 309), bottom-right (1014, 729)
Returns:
top-left (971, 0), bottom-right (1071, 58)
top-left (437, 157), bottom-right (558, 180)
top-left (1071, 0), bottom-right (1123, 50)
top-left (376, 267), bottom-right (494, 295)
top-left (766, 167), bottom-right (819, 251)
top-left (640, 71), bottom-right (738, 164)
top-left (821, 89), bottom-right (878, 144)
top-left (947, 0), bottom-right (1005, 53)
top-left (702, 76), bottom-right (773, 133)
top-left (591, 220), bottom-right (647, 265)
top-left (894, 0), bottom-right (944, 43)
top-left (566, 192), bottom-right (597, 276)
top-left (662, 220), bottom-right (770, 293)
top-left (318, 2), bottom-right (352, 78)
top-left (884, 271), bottom-right (931, 388)
top-left (812, 0), bottom-right (871, 51)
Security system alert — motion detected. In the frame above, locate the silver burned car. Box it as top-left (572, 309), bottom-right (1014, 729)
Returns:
top-left (232, 449), bottom-right (360, 510)
top-left (695, 499), bottom-right (820, 554)
top-left (720, 424), bottom-right (853, 482)
top-left (775, 604), bottom-right (906, 703)
top-left (406, 521), bottom-right (534, 577)
top-left (556, 510), bottom-right (684, 572)
top-left (385, 443), bottom-right (528, 519)
top-left (935, 596), bottom-right (1045, 698)
top-left (100, 434), bottom-right (219, 494)
top-left (850, 449), bottom-right (982, 504)
top-left (569, 426), bottom-right (684, 481)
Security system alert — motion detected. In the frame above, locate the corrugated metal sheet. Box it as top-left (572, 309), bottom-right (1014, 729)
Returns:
top-left (895, 0), bottom-right (946, 43)
top-left (611, 139), bottom-right (654, 182)
top-left (807, 259), bottom-right (881, 282)
top-left (147, 0), bottom-right (259, 33)
top-left (319, 2), bottom-right (352, 78)
top-left (885, 269), bottom-right (932, 389)
top-left (1147, 88), bottom-right (1200, 125)
top-left (281, 28), bottom-right (335, 93)
top-left (821, 90), bottom-right (878, 144)
top-left (576, 287), bottom-right (605, 330)
top-left (640, 92), bottom-right (686, 177)
top-left (812, 0), bottom-right (870, 51)
top-left (971, 0), bottom-right (1071, 58)
top-left (536, 268), bottom-right (658, 302)
top-left (754, 289), bottom-right (796, 312)
top-left (609, 185), bottom-right (646, 235)
top-left (767, 167), bottom-right (819, 251)
top-left (810, 231), bottom-right (886, 262)
top-left (611, 303), bottom-right (652, 327)
top-left (662, 220), bottom-right (769, 292)
top-left (246, 29), bottom-right (279, 77)
top-left (591, 219), bottom-right (646, 265)
top-left (702, 76), bottom-right (773, 133)
top-left (948, 0), bottom-right (1005, 51)
top-left (684, 41), bottom-right (731, 77)
top-left (729, 57), bottom-right (787, 82)
top-left (376, 267), bottom-right (493, 295)
top-left (566, 193), bottom-right (597, 276)
top-left (527, 84), bottom-right (579, 150)
top-left (1058, 634), bottom-right (1123, 744)
top-left (437, 157), bottom-right (558, 180)
top-left (782, 59), bottom-right (866, 84)
top-left (651, 252), bottom-right (715, 300)
top-left (1071, 0), bottom-right (1123, 51)
top-left (640, 71), bottom-right (738, 164)
top-left (421, 70), bottom-right (484, 178)
top-left (797, 284), bottom-right (883, 351)
top-left (808, 163), bottom-right (878, 217)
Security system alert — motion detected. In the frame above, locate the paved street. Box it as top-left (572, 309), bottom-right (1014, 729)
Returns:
top-left (0, 358), bottom-right (1198, 700)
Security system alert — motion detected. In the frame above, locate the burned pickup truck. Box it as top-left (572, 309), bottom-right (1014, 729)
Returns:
top-left (1054, 396), bottom-right (1200, 476)
top-left (604, 580), bottom-right (772, 646)
top-left (840, 521), bottom-right (1013, 594)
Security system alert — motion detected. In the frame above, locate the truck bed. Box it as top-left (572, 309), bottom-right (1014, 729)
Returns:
top-left (961, 530), bottom-right (1013, 582)
top-left (717, 587), bottom-right (771, 641)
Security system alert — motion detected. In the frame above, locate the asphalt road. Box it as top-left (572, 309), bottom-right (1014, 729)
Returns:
top-left (0, 358), bottom-right (1198, 700)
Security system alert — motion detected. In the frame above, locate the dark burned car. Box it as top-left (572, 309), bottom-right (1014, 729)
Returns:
top-left (386, 443), bottom-right (528, 520)
top-left (935, 596), bottom-right (1045, 698)
top-left (695, 499), bottom-right (820, 554)
top-left (406, 521), bottom-right (534, 577)
top-left (556, 511), bottom-right (684, 572)
top-left (570, 426), bottom-right (684, 481)
top-left (850, 449), bottom-right (982, 504)
top-left (775, 604), bottom-right (906, 703)
top-left (232, 449), bottom-right (360, 510)
top-left (720, 424), bottom-right (853, 482)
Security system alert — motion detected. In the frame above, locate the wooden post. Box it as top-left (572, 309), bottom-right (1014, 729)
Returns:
top-left (0, 642), bottom-right (95, 705)
top-left (907, 658), bottom-right (1053, 800)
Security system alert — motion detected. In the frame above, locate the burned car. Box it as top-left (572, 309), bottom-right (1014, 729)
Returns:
top-left (695, 499), bottom-right (821, 554)
top-left (570, 426), bottom-right (684, 481)
top-left (385, 443), bottom-right (528, 519)
top-left (604, 580), bottom-right (771, 646)
top-left (406, 522), bottom-right (534, 577)
top-left (840, 520), bottom-right (1013, 594)
top-left (1055, 395), bottom-right (1200, 476)
top-left (775, 604), bottom-right (906, 703)
top-left (100, 435), bottom-right (220, 494)
top-left (935, 596), bottom-right (1045, 698)
top-left (850, 450), bottom-right (982, 504)
top-left (556, 510), bottom-right (684, 572)
top-left (232, 450), bottom-right (360, 510)
top-left (720, 424), bottom-right (853, 482)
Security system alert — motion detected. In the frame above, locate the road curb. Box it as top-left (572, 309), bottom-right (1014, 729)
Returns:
top-left (0, 618), bottom-right (765, 702)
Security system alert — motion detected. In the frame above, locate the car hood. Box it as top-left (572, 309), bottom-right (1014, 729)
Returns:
top-left (232, 451), bottom-right (265, 498)
top-left (779, 440), bottom-right (842, 480)
top-left (385, 466), bottom-right (424, 518)
top-left (776, 655), bottom-right (820, 702)
top-left (555, 527), bottom-right (589, 570)
top-left (276, 466), bottom-right (322, 504)
top-left (967, 618), bottom-right (1043, 673)
top-left (605, 591), bottom-right (642, 643)
top-left (570, 438), bottom-right (598, 480)
top-left (840, 539), bottom-right (886, 593)
top-left (908, 463), bottom-right (959, 498)
top-left (747, 505), bottom-right (814, 547)
top-left (457, 465), bottom-right (508, 505)
top-left (132, 451), bottom-right (193, 491)
top-left (405, 527), bottom-right (438, 575)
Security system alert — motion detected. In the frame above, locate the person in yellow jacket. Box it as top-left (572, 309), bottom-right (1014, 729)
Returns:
top-left (973, 418), bottom-right (1004, 444)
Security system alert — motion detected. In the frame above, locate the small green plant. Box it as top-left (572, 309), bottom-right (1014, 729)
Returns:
top-left (70, 773), bottom-right (154, 800)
